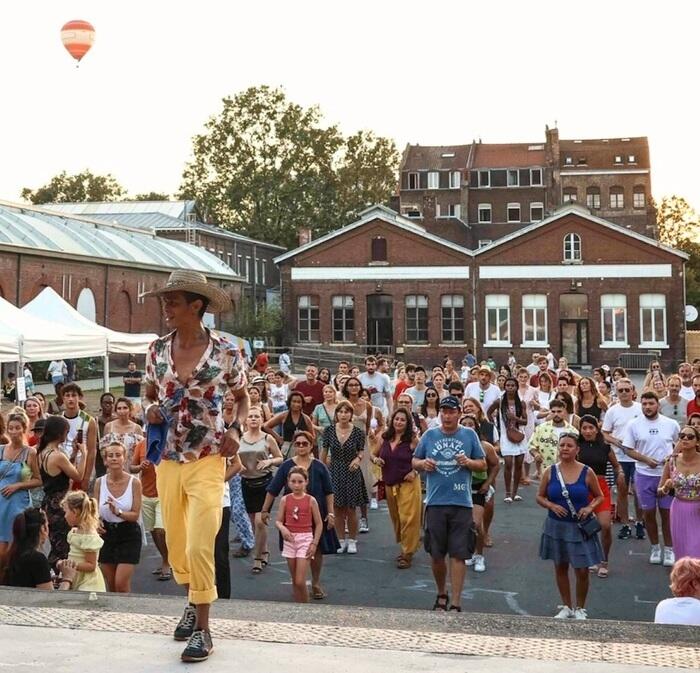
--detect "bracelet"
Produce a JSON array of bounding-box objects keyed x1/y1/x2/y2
[
  {"x1": 59, "y1": 579, "x2": 72, "y2": 587},
  {"x1": 327, "y1": 513, "x2": 335, "y2": 518}
]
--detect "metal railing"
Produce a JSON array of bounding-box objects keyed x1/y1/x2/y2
[
  {"x1": 264, "y1": 345, "x2": 394, "y2": 372},
  {"x1": 618, "y1": 351, "x2": 661, "y2": 371}
]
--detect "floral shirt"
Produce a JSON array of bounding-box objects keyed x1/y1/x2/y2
[
  {"x1": 145, "y1": 330, "x2": 246, "y2": 463},
  {"x1": 528, "y1": 421, "x2": 578, "y2": 469}
]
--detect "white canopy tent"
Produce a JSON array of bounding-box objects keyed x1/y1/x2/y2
[
  {"x1": 0, "y1": 296, "x2": 106, "y2": 364},
  {"x1": 22, "y1": 287, "x2": 158, "y2": 391}
]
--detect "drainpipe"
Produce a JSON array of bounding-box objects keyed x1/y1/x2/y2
[{"x1": 471, "y1": 263, "x2": 478, "y2": 357}]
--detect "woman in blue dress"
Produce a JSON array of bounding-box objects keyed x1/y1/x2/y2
[
  {"x1": 0, "y1": 414, "x2": 42, "y2": 554},
  {"x1": 261, "y1": 430, "x2": 339, "y2": 600}
]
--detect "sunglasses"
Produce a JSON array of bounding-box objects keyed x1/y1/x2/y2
[
  {"x1": 294, "y1": 441, "x2": 311, "y2": 447},
  {"x1": 559, "y1": 432, "x2": 579, "y2": 442},
  {"x1": 617, "y1": 388, "x2": 632, "y2": 393},
  {"x1": 679, "y1": 433, "x2": 696, "y2": 440}
]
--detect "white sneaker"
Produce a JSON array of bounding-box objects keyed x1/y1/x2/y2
[
  {"x1": 346, "y1": 539, "x2": 358, "y2": 554},
  {"x1": 554, "y1": 605, "x2": 574, "y2": 619},
  {"x1": 337, "y1": 538, "x2": 348, "y2": 554},
  {"x1": 573, "y1": 608, "x2": 588, "y2": 620},
  {"x1": 649, "y1": 545, "x2": 662, "y2": 565},
  {"x1": 370, "y1": 498, "x2": 378, "y2": 510},
  {"x1": 473, "y1": 555, "x2": 486, "y2": 573},
  {"x1": 465, "y1": 556, "x2": 475, "y2": 566},
  {"x1": 663, "y1": 547, "x2": 675, "y2": 567},
  {"x1": 358, "y1": 517, "x2": 369, "y2": 533}
]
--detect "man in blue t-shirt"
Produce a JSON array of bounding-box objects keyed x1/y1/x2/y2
[{"x1": 413, "y1": 395, "x2": 486, "y2": 612}]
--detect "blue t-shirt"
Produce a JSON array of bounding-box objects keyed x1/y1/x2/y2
[{"x1": 414, "y1": 426, "x2": 485, "y2": 507}]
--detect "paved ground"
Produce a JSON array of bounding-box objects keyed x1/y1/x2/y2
[{"x1": 131, "y1": 491, "x2": 672, "y2": 621}]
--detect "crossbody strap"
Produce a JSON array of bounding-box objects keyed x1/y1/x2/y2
[{"x1": 554, "y1": 463, "x2": 580, "y2": 519}]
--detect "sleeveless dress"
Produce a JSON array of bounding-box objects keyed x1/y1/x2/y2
[
  {"x1": 539, "y1": 464, "x2": 604, "y2": 568},
  {"x1": 39, "y1": 449, "x2": 71, "y2": 569},
  {"x1": 67, "y1": 529, "x2": 106, "y2": 591},
  {"x1": 0, "y1": 445, "x2": 31, "y2": 542},
  {"x1": 323, "y1": 425, "x2": 368, "y2": 508},
  {"x1": 669, "y1": 460, "x2": 700, "y2": 559},
  {"x1": 281, "y1": 412, "x2": 309, "y2": 458}
]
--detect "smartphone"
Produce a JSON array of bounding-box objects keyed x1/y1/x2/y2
[{"x1": 75, "y1": 429, "x2": 83, "y2": 445}]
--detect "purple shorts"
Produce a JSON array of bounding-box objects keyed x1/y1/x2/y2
[
  {"x1": 635, "y1": 473, "x2": 673, "y2": 510},
  {"x1": 282, "y1": 531, "x2": 314, "y2": 559}
]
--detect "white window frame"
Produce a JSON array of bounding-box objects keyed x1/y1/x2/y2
[
  {"x1": 563, "y1": 189, "x2": 577, "y2": 203},
  {"x1": 633, "y1": 191, "x2": 645, "y2": 209},
  {"x1": 405, "y1": 295, "x2": 429, "y2": 344},
  {"x1": 441, "y1": 295, "x2": 465, "y2": 344},
  {"x1": 478, "y1": 239, "x2": 492, "y2": 248},
  {"x1": 563, "y1": 233, "x2": 582, "y2": 263},
  {"x1": 245, "y1": 256, "x2": 251, "y2": 282},
  {"x1": 261, "y1": 259, "x2": 266, "y2": 285},
  {"x1": 530, "y1": 202, "x2": 544, "y2": 222},
  {"x1": 610, "y1": 191, "x2": 624, "y2": 209},
  {"x1": 479, "y1": 170, "x2": 490, "y2": 188},
  {"x1": 449, "y1": 170, "x2": 461, "y2": 189},
  {"x1": 427, "y1": 171, "x2": 439, "y2": 189},
  {"x1": 407, "y1": 172, "x2": 419, "y2": 190},
  {"x1": 522, "y1": 294, "x2": 548, "y2": 346},
  {"x1": 600, "y1": 294, "x2": 628, "y2": 347},
  {"x1": 331, "y1": 295, "x2": 355, "y2": 343},
  {"x1": 530, "y1": 168, "x2": 543, "y2": 186},
  {"x1": 565, "y1": 156, "x2": 573, "y2": 165},
  {"x1": 437, "y1": 203, "x2": 460, "y2": 219},
  {"x1": 297, "y1": 295, "x2": 320, "y2": 343},
  {"x1": 628, "y1": 154, "x2": 636, "y2": 163},
  {"x1": 507, "y1": 169, "x2": 519, "y2": 187},
  {"x1": 485, "y1": 294, "x2": 511, "y2": 347},
  {"x1": 506, "y1": 203, "x2": 521, "y2": 223},
  {"x1": 586, "y1": 190, "x2": 601, "y2": 209},
  {"x1": 614, "y1": 155, "x2": 623, "y2": 164},
  {"x1": 639, "y1": 294, "x2": 668, "y2": 347},
  {"x1": 478, "y1": 203, "x2": 492, "y2": 223}
]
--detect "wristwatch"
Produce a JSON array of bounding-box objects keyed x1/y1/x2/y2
[{"x1": 117, "y1": 509, "x2": 123, "y2": 518}]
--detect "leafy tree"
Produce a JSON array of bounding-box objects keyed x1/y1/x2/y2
[
  {"x1": 656, "y1": 195, "x2": 700, "y2": 324},
  {"x1": 223, "y1": 296, "x2": 283, "y2": 343},
  {"x1": 133, "y1": 191, "x2": 170, "y2": 201},
  {"x1": 21, "y1": 170, "x2": 126, "y2": 204},
  {"x1": 180, "y1": 86, "x2": 399, "y2": 247}
]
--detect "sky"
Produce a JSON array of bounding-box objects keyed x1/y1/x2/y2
[{"x1": 1, "y1": 1, "x2": 699, "y2": 209}]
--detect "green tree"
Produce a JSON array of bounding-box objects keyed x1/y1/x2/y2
[
  {"x1": 223, "y1": 296, "x2": 283, "y2": 343},
  {"x1": 656, "y1": 195, "x2": 700, "y2": 324},
  {"x1": 180, "y1": 86, "x2": 399, "y2": 247},
  {"x1": 133, "y1": 191, "x2": 170, "y2": 201},
  {"x1": 21, "y1": 170, "x2": 126, "y2": 204}
]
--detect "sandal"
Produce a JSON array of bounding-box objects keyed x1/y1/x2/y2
[
  {"x1": 311, "y1": 587, "x2": 327, "y2": 600},
  {"x1": 158, "y1": 570, "x2": 172, "y2": 581},
  {"x1": 503, "y1": 496, "x2": 513, "y2": 503},
  {"x1": 432, "y1": 593, "x2": 449, "y2": 611},
  {"x1": 597, "y1": 563, "x2": 609, "y2": 579},
  {"x1": 252, "y1": 558, "x2": 263, "y2": 574},
  {"x1": 151, "y1": 568, "x2": 163, "y2": 576},
  {"x1": 448, "y1": 605, "x2": 462, "y2": 612},
  {"x1": 397, "y1": 555, "x2": 412, "y2": 569},
  {"x1": 261, "y1": 551, "x2": 271, "y2": 567}
]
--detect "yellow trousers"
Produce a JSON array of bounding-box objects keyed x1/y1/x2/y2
[
  {"x1": 385, "y1": 477, "x2": 422, "y2": 556},
  {"x1": 156, "y1": 455, "x2": 225, "y2": 604}
]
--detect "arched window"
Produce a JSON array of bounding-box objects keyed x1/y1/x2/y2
[
  {"x1": 371, "y1": 236, "x2": 387, "y2": 262},
  {"x1": 563, "y1": 187, "x2": 578, "y2": 203},
  {"x1": 563, "y1": 233, "x2": 581, "y2": 262},
  {"x1": 76, "y1": 287, "x2": 96, "y2": 323},
  {"x1": 610, "y1": 186, "x2": 624, "y2": 209},
  {"x1": 633, "y1": 186, "x2": 646, "y2": 209},
  {"x1": 586, "y1": 186, "x2": 601, "y2": 210}
]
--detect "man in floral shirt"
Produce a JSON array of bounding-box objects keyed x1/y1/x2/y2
[{"x1": 143, "y1": 270, "x2": 248, "y2": 663}]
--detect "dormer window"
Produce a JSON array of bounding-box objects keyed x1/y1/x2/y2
[{"x1": 563, "y1": 233, "x2": 582, "y2": 263}]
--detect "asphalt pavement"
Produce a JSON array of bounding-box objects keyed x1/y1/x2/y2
[{"x1": 130, "y1": 486, "x2": 672, "y2": 621}]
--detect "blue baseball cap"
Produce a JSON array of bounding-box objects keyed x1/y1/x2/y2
[{"x1": 439, "y1": 395, "x2": 461, "y2": 410}]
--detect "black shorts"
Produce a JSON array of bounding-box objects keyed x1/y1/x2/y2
[
  {"x1": 471, "y1": 480, "x2": 486, "y2": 508},
  {"x1": 100, "y1": 521, "x2": 142, "y2": 565},
  {"x1": 423, "y1": 505, "x2": 475, "y2": 561},
  {"x1": 241, "y1": 474, "x2": 273, "y2": 514}
]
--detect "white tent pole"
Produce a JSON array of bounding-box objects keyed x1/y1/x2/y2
[{"x1": 103, "y1": 353, "x2": 110, "y2": 393}]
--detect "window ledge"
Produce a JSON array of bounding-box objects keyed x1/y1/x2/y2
[
  {"x1": 599, "y1": 343, "x2": 630, "y2": 349},
  {"x1": 562, "y1": 259, "x2": 583, "y2": 265},
  {"x1": 483, "y1": 342, "x2": 513, "y2": 348},
  {"x1": 639, "y1": 343, "x2": 669, "y2": 349},
  {"x1": 367, "y1": 261, "x2": 389, "y2": 267},
  {"x1": 330, "y1": 343, "x2": 358, "y2": 346},
  {"x1": 402, "y1": 344, "x2": 432, "y2": 348},
  {"x1": 438, "y1": 343, "x2": 467, "y2": 348},
  {"x1": 522, "y1": 342, "x2": 550, "y2": 348}
]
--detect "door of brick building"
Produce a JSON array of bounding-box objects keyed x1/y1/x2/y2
[
  {"x1": 559, "y1": 294, "x2": 589, "y2": 366},
  {"x1": 367, "y1": 295, "x2": 393, "y2": 349}
]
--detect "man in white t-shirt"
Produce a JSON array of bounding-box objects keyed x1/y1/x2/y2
[
  {"x1": 525, "y1": 354, "x2": 540, "y2": 377},
  {"x1": 678, "y1": 362, "x2": 695, "y2": 401},
  {"x1": 405, "y1": 367, "x2": 428, "y2": 413},
  {"x1": 621, "y1": 391, "x2": 679, "y2": 567},
  {"x1": 359, "y1": 356, "x2": 392, "y2": 415},
  {"x1": 602, "y1": 378, "x2": 644, "y2": 541},
  {"x1": 465, "y1": 365, "x2": 501, "y2": 415},
  {"x1": 545, "y1": 348, "x2": 556, "y2": 372}
]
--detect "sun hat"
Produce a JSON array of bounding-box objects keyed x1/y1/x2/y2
[{"x1": 140, "y1": 270, "x2": 232, "y2": 313}]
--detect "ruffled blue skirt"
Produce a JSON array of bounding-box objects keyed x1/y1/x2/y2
[{"x1": 539, "y1": 517, "x2": 604, "y2": 568}]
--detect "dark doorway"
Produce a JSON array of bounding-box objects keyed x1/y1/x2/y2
[
  {"x1": 559, "y1": 294, "x2": 589, "y2": 366},
  {"x1": 367, "y1": 295, "x2": 393, "y2": 350}
]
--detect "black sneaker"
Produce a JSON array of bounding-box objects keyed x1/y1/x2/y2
[
  {"x1": 635, "y1": 521, "x2": 646, "y2": 540},
  {"x1": 617, "y1": 524, "x2": 632, "y2": 540},
  {"x1": 174, "y1": 604, "x2": 197, "y2": 641},
  {"x1": 181, "y1": 629, "x2": 213, "y2": 663}
]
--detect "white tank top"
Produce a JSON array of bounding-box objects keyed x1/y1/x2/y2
[
  {"x1": 98, "y1": 475, "x2": 135, "y2": 523},
  {"x1": 61, "y1": 413, "x2": 89, "y2": 457}
]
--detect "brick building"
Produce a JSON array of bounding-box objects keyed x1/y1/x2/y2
[
  {"x1": 45, "y1": 201, "x2": 286, "y2": 306},
  {"x1": 398, "y1": 126, "x2": 654, "y2": 249},
  {"x1": 0, "y1": 200, "x2": 241, "y2": 336},
  {"x1": 275, "y1": 204, "x2": 687, "y2": 369}
]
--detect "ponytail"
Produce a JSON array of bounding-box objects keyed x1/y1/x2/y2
[{"x1": 61, "y1": 490, "x2": 100, "y2": 533}]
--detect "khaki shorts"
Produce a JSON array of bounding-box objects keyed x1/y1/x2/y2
[{"x1": 141, "y1": 495, "x2": 163, "y2": 531}]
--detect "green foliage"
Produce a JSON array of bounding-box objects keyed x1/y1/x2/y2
[
  {"x1": 223, "y1": 297, "x2": 283, "y2": 342},
  {"x1": 656, "y1": 196, "x2": 700, "y2": 324},
  {"x1": 133, "y1": 192, "x2": 170, "y2": 201},
  {"x1": 180, "y1": 86, "x2": 399, "y2": 247},
  {"x1": 21, "y1": 170, "x2": 126, "y2": 204}
]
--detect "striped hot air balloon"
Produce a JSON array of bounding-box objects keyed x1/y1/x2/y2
[{"x1": 60, "y1": 20, "x2": 96, "y2": 64}]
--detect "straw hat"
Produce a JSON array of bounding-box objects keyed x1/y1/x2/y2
[{"x1": 141, "y1": 270, "x2": 233, "y2": 313}]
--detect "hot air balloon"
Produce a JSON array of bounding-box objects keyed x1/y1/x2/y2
[{"x1": 60, "y1": 20, "x2": 95, "y2": 65}]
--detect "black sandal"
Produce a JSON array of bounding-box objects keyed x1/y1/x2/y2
[
  {"x1": 252, "y1": 558, "x2": 263, "y2": 574},
  {"x1": 448, "y1": 605, "x2": 462, "y2": 612},
  {"x1": 432, "y1": 594, "x2": 449, "y2": 611},
  {"x1": 261, "y1": 551, "x2": 270, "y2": 567}
]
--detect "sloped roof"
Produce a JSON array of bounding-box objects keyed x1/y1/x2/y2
[
  {"x1": 401, "y1": 145, "x2": 471, "y2": 171},
  {"x1": 47, "y1": 200, "x2": 195, "y2": 219},
  {"x1": 274, "y1": 205, "x2": 473, "y2": 265},
  {"x1": 559, "y1": 137, "x2": 650, "y2": 170},
  {"x1": 0, "y1": 200, "x2": 242, "y2": 280},
  {"x1": 475, "y1": 203, "x2": 687, "y2": 259},
  {"x1": 471, "y1": 142, "x2": 546, "y2": 168}
]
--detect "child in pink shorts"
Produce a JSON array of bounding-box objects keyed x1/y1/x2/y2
[{"x1": 275, "y1": 466, "x2": 323, "y2": 602}]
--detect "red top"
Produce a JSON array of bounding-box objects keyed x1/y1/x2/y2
[
  {"x1": 253, "y1": 353, "x2": 269, "y2": 373},
  {"x1": 295, "y1": 380, "x2": 325, "y2": 416},
  {"x1": 688, "y1": 399, "x2": 700, "y2": 417},
  {"x1": 283, "y1": 493, "x2": 313, "y2": 533},
  {"x1": 393, "y1": 379, "x2": 409, "y2": 401}
]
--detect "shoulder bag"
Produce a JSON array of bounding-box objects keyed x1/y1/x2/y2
[{"x1": 554, "y1": 463, "x2": 602, "y2": 539}]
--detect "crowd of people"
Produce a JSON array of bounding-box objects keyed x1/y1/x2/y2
[{"x1": 1, "y1": 292, "x2": 700, "y2": 659}]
